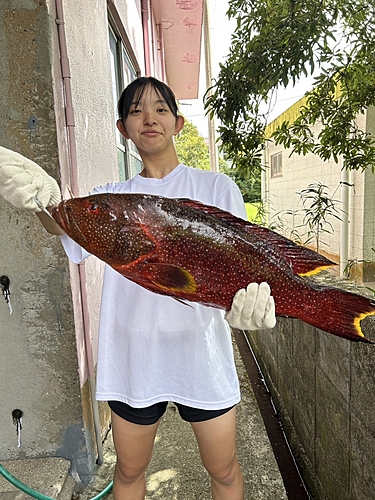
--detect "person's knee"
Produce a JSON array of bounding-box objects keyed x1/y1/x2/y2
[
  {"x1": 206, "y1": 455, "x2": 241, "y2": 486},
  {"x1": 114, "y1": 460, "x2": 148, "y2": 485}
]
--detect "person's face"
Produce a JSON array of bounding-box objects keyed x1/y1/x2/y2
[{"x1": 117, "y1": 85, "x2": 184, "y2": 156}]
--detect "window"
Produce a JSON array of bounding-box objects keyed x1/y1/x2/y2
[
  {"x1": 109, "y1": 26, "x2": 142, "y2": 180},
  {"x1": 270, "y1": 152, "x2": 282, "y2": 177}
]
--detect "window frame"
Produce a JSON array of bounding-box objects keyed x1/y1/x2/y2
[
  {"x1": 270, "y1": 151, "x2": 283, "y2": 178},
  {"x1": 108, "y1": 20, "x2": 142, "y2": 180}
]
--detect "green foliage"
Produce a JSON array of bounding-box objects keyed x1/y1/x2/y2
[
  {"x1": 270, "y1": 182, "x2": 344, "y2": 252},
  {"x1": 175, "y1": 119, "x2": 210, "y2": 171},
  {"x1": 174, "y1": 118, "x2": 261, "y2": 202},
  {"x1": 245, "y1": 202, "x2": 263, "y2": 223},
  {"x1": 206, "y1": 0, "x2": 375, "y2": 174},
  {"x1": 219, "y1": 162, "x2": 261, "y2": 203},
  {"x1": 297, "y1": 182, "x2": 343, "y2": 252}
]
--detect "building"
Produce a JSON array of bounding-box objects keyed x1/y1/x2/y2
[
  {"x1": 0, "y1": 0, "x2": 203, "y2": 484},
  {"x1": 263, "y1": 98, "x2": 375, "y2": 282}
]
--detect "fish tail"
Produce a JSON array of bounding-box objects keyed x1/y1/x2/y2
[{"x1": 296, "y1": 286, "x2": 375, "y2": 343}]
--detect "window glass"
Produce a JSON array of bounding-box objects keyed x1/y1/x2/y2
[
  {"x1": 271, "y1": 152, "x2": 282, "y2": 177},
  {"x1": 109, "y1": 26, "x2": 142, "y2": 179}
]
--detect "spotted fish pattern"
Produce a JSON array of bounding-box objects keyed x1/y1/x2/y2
[{"x1": 52, "y1": 193, "x2": 375, "y2": 343}]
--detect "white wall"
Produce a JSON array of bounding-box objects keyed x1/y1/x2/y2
[{"x1": 264, "y1": 105, "x2": 373, "y2": 265}]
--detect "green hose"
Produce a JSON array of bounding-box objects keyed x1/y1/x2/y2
[{"x1": 0, "y1": 463, "x2": 113, "y2": 499}]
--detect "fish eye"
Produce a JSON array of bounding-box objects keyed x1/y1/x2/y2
[{"x1": 89, "y1": 203, "x2": 99, "y2": 213}]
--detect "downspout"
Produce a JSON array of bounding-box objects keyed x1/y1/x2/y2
[
  {"x1": 141, "y1": 0, "x2": 151, "y2": 76},
  {"x1": 157, "y1": 22, "x2": 166, "y2": 82},
  {"x1": 55, "y1": 0, "x2": 104, "y2": 465},
  {"x1": 261, "y1": 148, "x2": 269, "y2": 226},
  {"x1": 203, "y1": 0, "x2": 219, "y2": 172},
  {"x1": 340, "y1": 157, "x2": 350, "y2": 278}
]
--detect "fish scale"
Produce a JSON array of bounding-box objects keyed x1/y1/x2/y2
[{"x1": 52, "y1": 193, "x2": 375, "y2": 344}]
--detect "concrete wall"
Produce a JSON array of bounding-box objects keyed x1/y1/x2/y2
[
  {"x1": 247, "y1": 313, "x2": 375, "y2": 500},
  {"x1": 0, "y1": 0, "x2": 145, "y2": 484},
  {"x1": 0, "y1": 0, "x2": 89, "y2": 481}
]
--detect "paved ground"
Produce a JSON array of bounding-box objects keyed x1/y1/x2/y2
[{"x1": 78, "y1": 339, "x2": 288, "y2": 500}]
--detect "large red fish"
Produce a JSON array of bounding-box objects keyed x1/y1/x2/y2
[{"x1": 52, "y1": 193, "x2": 375, "y2": 343}]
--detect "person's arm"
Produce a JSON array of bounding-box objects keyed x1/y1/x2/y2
[{"x1": 0, "y1": 147, "x2": 93, "y2": 266}]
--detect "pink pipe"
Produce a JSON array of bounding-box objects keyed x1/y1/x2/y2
[
  {"x1": 157, "y1": 22, "x2": 166, "y2": 82},
  {"x1": 55, "y1": 0, "x2": 94, "y2": 378},
  {"x1": 141, "y1": 0, "x2": 151, "y2": 76},
  {"x1": 54, "y1": 0, "x2": 103, "y2": 463},
  {"x1": 54, "y1": 4, "x2": 78, "y2": 196}
]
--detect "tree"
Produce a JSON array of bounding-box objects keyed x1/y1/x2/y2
[
  {"x1": 175, "y1": 119, "x2": 210, "y2": 170},
  {"x1": 220, "y1": 162, "x2": 261, "y2": 203},
  {"x1": 205, "y1": 0, "x2": 375, "y2": 175},
  {"x1": 175, "y1": 118, "x2": 260, "y2": 200}
]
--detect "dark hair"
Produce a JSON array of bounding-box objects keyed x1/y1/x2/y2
[{"x1": 117, "y1": 77, "x2": 179, "y2": 122}]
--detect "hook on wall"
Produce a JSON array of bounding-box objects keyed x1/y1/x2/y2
[{"x1": 0, "y1": 275, "x2": 12, "y2": 314}]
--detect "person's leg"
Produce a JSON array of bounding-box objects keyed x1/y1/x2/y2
[
  {"x1": 190, "y1": 406, "x2": 244, "y2": 500},
  {"x1": 110, "y1": 409, "x2": 161, "y2": 500}
]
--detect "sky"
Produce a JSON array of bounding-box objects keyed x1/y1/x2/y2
[{"x1": 180, "y1": 0, "x2": 314, "y2": 138}]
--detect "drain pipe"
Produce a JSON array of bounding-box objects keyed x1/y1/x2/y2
[
  {"x1": 55, "y1": 0, "x2": 103, "y2": 465},
  {"x1": 261, "y1": 147, "x2": 270, "y2": 225},
  {"x1": 157, "y1": 22, "x2": 166, "y2": 82},
  {"x1": 340, "y1": 158, "x2": 350, "y2": 278},
  {"x1": 141, "y1": 0, "x2": 151, "y2": 76},
  {"x1": 203, "y1": 0, "x2": 219, "y2": 172}
]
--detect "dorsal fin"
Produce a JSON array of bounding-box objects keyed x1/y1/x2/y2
[{"x1": 176, "y1": 198, "x2": 335, "y2": 276}]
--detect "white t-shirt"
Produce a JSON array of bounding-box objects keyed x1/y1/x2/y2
[{"x1": 60, "y1": 164, "x2": 247, "y2": 410}]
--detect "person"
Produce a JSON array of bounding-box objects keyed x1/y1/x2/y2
[{"x1": 0, "y1": 77, "x2": 276, "y2": 500}]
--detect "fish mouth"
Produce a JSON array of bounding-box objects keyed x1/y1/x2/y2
[{"x1": 51, "y1": 205, "x2": 66, "y2": 231}]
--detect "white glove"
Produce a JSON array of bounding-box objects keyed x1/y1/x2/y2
[
  {"x1": 0, "y1": 146, "x2": 61, "y2": 212},
  {"x1": 225, "y1": 282, "x2": 276, "y2": 331}
]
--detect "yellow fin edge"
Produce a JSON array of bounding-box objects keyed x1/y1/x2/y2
[
  {"x1": 354, "y1": 310, "x2": 375, "y2": 338},
  {"x1": 299, "y1": 265, "x2": 333, "y2": 277}
]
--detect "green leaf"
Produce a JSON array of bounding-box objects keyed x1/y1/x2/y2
[{"x1": 204, "y1": 0, "x2": 375, "y2": 176}]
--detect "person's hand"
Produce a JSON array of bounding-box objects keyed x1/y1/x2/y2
[
  {"x1": 0, "y1": 146, "x2": 61, "y2": 212},
  {"x1": 225, "y1": 282, "x2": 276, "y2": 331}
]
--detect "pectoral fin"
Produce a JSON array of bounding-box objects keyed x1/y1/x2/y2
[
  {"x1": 115, "y1": 261, "x2": 198, "y2": 295},
  {"x1": 147, "y1": 264, "x2": 197, "y2": 293}
]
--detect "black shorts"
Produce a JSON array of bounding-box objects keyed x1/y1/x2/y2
[{"x1": 108, "y1": 400, "x2": 234, "y2": 425}]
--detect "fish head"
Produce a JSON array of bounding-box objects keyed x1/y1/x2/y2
[{"x1": 51, "y1": 194, "x2": 156, "y2": 265}]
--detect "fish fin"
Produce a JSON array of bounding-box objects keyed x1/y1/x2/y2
[
  {"x1": 148, "y1": 264, "x2": 197, "y2": 294},
  {"x1": 116, "y1": 263, "x2": 197, "y2": 295},
  {"x1": 296, "y1": 284, "x2": 375, "y2": 343},
  {"x1": 176, "y1": 198, "x2": 334, "y2": 275},
  {"x1": 354, "y1": 311, "x2": 375, "y2": 342},
  {"x1": 298, "y1": 264, "x2": 333, "y2": 277}
]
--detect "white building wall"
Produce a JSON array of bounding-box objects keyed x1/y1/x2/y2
[
  {"x1": 265, "y1": 105, "x2": 372, "y2": 266},
  {"x1": 265, "y1": 144, "x2": 343, "y2": 258}
]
